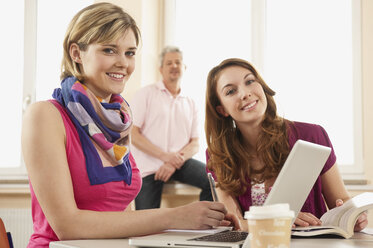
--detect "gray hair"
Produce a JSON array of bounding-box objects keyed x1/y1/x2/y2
[{"x1": 159, "y1": 46, "x2": 183, "y2": 67}]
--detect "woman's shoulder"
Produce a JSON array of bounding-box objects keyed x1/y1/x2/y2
[
  {"x1": 23, "y1": 100, "x2": 65, "y2": 132},
  {"x1": 290, "y1": 120, "x2": 321, "y2": 129},
  {"x1": 288, "y1": 120, "x2": 326, "y2": 133},
  {"x1": 287, "y1": 121, "x2": 331, "y2": 146},
  {"x1": 22, "y1": 101, "x2": 67, "y2": 165},
  {"x1": 25, "y1": 100, "x2": 61, "y2": 119}
]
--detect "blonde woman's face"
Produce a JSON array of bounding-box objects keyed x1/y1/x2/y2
[
  {"x1": 215, "y1": 66, "x2": 267, "y2": 128},
  {"x1": 76, "y1": 29, "x2": 137, "y2": 102}
]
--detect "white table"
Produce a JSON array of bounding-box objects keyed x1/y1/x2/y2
[{"x1": 50, "y1": 232, "x2": 373, "y2": 248}]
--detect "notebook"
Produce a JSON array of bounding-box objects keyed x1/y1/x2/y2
[{"x1": 128, "y1": 140, "x2": 331, "y2": 248}]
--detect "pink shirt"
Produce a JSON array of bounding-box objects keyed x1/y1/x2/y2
[
  {"x1": 28, "y1": 100, "x2": 142, "y2": 248},
  {"x1": 130, "y1": 81, "x2": 199, "y2": 177}
]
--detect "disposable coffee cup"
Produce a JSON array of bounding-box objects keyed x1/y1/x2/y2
[{"x1": 244, "y1": 203, "x2": 294, "y2": 248}]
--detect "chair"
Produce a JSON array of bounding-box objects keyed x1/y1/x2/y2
[{"x1": 0, "y1": 217, "x2": 12, "y2": 248}]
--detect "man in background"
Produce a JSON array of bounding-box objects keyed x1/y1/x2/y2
[{"x1": 131, "y1": 46, "x2": 212, "y2": 210}]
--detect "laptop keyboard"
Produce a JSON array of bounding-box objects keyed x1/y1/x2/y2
[{"x1": 189, "y1": 231, "x2": 248, "y2": 243}]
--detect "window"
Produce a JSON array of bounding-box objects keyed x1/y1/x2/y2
[
  {"x1": 0, "y1": 0, "x2": 92, "y2": 174},
  {"x1": 264, "y1": 0, "x2": 362, "y2": 173},
  {"x1": 171, "y1": 0, "x2": 362, "y2": 174},
  {"x1": 0, "y1": 1, "x2": 25, "y2": 173},
  {"x1": 173, "y1": 0, "x2": 252, "y2": 162}
]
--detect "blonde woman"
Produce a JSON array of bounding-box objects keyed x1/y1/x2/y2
[{"x1": 22, "y1": 3, "x2": 233, "y2": 247}]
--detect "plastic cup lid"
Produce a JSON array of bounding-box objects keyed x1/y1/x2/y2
[{"x1": 244, "y1": 203, "x2": 295, "y2": 220}]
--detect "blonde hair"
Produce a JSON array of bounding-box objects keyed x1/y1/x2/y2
[
  {"x1": 205, "y1": 58, "x2": 290, "y2": 196},
  {"x1": 60, "y1": 2, "x2": 141, "y2": 80}
]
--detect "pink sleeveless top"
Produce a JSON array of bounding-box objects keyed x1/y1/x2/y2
[{"x1": 28, "y1": 100, "x2": 142, "y2": 247}]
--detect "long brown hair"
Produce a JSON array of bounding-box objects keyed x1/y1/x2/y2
[{"x1": 205, "y1": 58, "x2": 290, "y2": 196}]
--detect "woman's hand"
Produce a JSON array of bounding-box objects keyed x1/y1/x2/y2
[
  {"x1": 220, "y1": 213, "x2": 242, "y2": 230},
  {"x1": 293, "y1": 212, "x2": 322, "y2": 228},
  {"x1": 171, "y1": 201, "x2": 227, "y2": 230},
  {"x1": 335, "y1": 199, "x2": 368, "y2": 232},
  {"x1": 354, "y1": 212, "x2": 368, "y2": 232}
]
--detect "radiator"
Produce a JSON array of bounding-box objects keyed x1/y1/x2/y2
[{"x1": 0, "y1": 208, "x2": 33, "y2": 248}]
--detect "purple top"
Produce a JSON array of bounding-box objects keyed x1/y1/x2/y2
[{"x1": 206, "y1": 121, "x2": 336, "y2": 218}]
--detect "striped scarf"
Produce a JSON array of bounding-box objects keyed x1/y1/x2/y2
[{"x1": 53, "y1": 76, "x2": 132, "y2": 185}]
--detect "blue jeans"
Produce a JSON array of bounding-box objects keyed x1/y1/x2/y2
[{"x1": 135, "y1": 158, "x2": 213, "y2": 210}]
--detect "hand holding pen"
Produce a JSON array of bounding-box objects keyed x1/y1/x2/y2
[{"x1": 208, "y1": 172, "x2": 242, "y2": 230}]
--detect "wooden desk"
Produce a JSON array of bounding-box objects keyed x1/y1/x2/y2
[{"x1": 50, "y1": 232, "x2": 373, "y2": 248}]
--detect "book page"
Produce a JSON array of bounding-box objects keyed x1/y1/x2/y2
[
  {"x1": 320, "y1": 199, "x2": 354, "y2": 226},
  {"x1": 322, "y1": 192, "x2": 373, "y2": 236},
  {"x1": 292, "y1": 226, "x2": 348, "y2": 238},
  {"x1": 339, "y1": 192, "x2": 373, "y2": 234},
  {"x1": 344, "y1": 192, "x2": 373, "y2": 209},
  {"x1": 361, "y1": 227, "x2": 373, "y2": 235}
]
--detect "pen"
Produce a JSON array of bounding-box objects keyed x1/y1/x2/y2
[{"x1": 207, "y1": 173, "x2": 219, "y2": 202}]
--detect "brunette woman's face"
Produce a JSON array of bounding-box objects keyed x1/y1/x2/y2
[
  {"x1": 215, "y1": 66, "x2": 267, "y2": 128},
  {"x1": 72, "y1": 29, "x2": 137, "y2": 102}
]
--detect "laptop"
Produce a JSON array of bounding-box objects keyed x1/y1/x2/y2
[
  {"x1": 129, "y1": 140, "x2": 331, "y2": 248},
  {"x1": 263, "y1": 139, "x2": 331, "y2": 223}
]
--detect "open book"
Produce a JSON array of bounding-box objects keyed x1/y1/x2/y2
[{"x1": 292, "y1": 192, "x2": 373, "y2": 239}]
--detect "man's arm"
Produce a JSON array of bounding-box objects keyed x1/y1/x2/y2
[
  {"x1": 166, "y1": 137, "x2": 199, "y2": 170},
  {"x1": 178, "y1": 137, "x2": 199, "y2": 161},
  {"x1": 131, "y1": 125, "x2": 165, "y2": 160},
  {"x1": 131, "y1": 126, "x2": 184, "y2": 167}
]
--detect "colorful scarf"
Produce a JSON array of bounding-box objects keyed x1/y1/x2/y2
[{"x1": 53, "y1": 76, "x2": 132, "y2": 185}]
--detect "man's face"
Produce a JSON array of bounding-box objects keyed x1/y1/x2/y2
[{"x1": 160, "y1": 52, "x2": 184, "y2": 83}]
